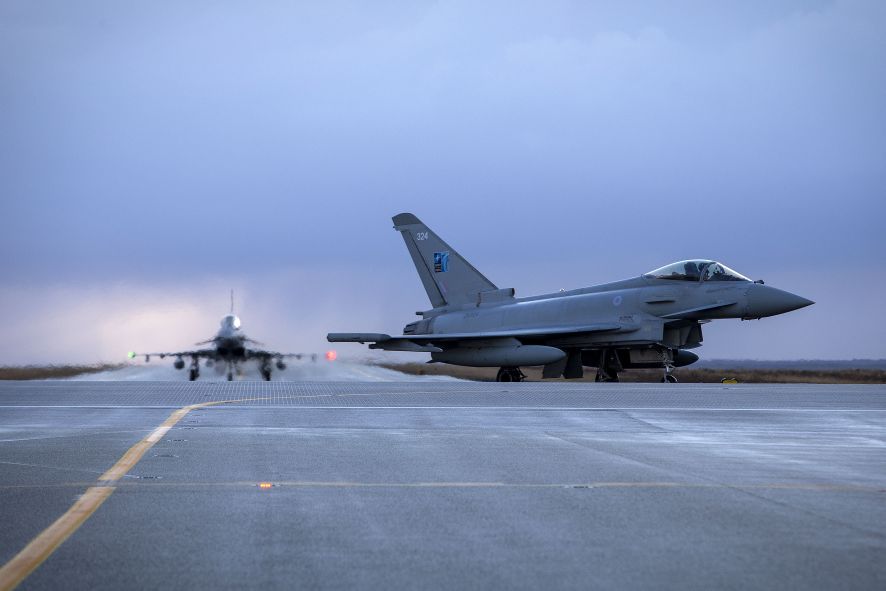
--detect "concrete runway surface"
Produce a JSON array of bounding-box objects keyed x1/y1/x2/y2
[{"x1": 1, "y1": 381, "x2": 884, "y2": 590}]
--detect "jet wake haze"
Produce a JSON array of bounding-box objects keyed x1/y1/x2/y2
[{"x1": 64, "y1": 360, "x2": 459, "y2": 382}]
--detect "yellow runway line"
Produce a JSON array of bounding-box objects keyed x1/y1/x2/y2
[
  {"x1": 97, "y1": 407, "x2": 190, "y2": 482},
  {"x1": 0, "y1": 397, "x2": 266, "y2": 591},
  {"x1": 0, "y1": 486, "x2": 114, "y2": 590}
]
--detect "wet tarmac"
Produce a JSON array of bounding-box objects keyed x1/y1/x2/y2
[{"x1": 1, "y1": 381, "x2": 884, "y2": 589}]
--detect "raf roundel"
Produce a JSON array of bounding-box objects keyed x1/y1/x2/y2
[{"x1": 612, "y1": 295, "x2": 623, "y2": 306}]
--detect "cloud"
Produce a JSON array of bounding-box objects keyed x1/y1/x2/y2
[{"x1": 1, "y1": 1, "x2": 884, "y2": 361}]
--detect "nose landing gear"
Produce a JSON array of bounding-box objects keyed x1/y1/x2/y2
[
  {"x1": 594, "y1": 348, "x2": 621, "y2": 382},
  {"x1": 661, "y1": 350, "x2": 678, "y2": 383}
]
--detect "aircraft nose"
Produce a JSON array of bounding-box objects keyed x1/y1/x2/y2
[{"x1": 745, "y1": 284, "x2": 814, "y2": 318}]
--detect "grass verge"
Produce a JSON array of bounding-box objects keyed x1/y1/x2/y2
[
  {"x1": 377, "y1": 363, "x2": 886, "y2": 384},
  {"x1": 0, "y1": 364, "x2": 125, "y2": 380}
]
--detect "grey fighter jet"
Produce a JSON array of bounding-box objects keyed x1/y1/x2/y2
[
  {"x1": 129, "y1": 294, "x2": 316, "y2": 381},
  {"x1": 328, "y1": 213, "x2": 814, "y2": 382}
]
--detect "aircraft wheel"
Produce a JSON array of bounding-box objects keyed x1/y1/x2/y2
[
  {"x1": 496, "y1": 367, "x2": 524, "y2": 382},
  {"x1": 595, "y1": 370, "x2": 619, "y2": 383},
  {"x1": 188, "y1": 369, "x2": 199, "y2": 381},
  {"x1": 663, "y1": 374, "x2": 678, "y2": 383},
  {"x1": 227, "y1": 372, "x2": 233, "y2": 381},
  {"x1": 261, "y1": 370, "x2": 272, "y2": 381}
]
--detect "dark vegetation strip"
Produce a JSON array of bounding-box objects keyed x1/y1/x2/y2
[
  {"x1": 0, "y1": 364, "x2": 125, "y2": 380},
  {"x1": 378, "y1": 363, "x2": 886, "y2": 384}
]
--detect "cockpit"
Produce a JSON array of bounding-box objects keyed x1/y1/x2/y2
[
  {"x1": 644, "y1": 260, "x2": 751, "y2": 282},
  {"x1": 221, "y1": 314, "x2": 242, "y2": 329}
]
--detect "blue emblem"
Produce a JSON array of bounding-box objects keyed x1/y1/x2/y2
[{"x1": 434, "y1": 251, "x2": 449, "y2": 273}]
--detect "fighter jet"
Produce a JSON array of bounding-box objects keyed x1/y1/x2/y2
[
  {"x1": 129, "y1": 293, "x2": 317, "y2": 381},
  {"x1": 328, "y1": 213, "x2": 814, "y2": 382}
]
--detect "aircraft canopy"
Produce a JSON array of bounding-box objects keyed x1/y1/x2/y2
[
  {"x1": 644, "y1": 260, "x2": 750, "y2": 282},
  {"x1": 221, "y1": 314, "x2": 242, "y2": 329}
]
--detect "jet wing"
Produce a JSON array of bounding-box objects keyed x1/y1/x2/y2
[
  {"x1": 245, "y1": 349, "x2": 317, "y2": 361},
  {"x1": 328, "y1": 323, "x2": 633, "y2": 351},
  {"x1": 128, "y1": 349, "x2": 217, "y2": 362}
]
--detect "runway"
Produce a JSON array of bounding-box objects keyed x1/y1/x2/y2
[{"x1": 1, "y1": 382, "x2": 884, "y2": 590}]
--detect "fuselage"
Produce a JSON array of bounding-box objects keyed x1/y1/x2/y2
[
  {"x1": 405, "y1": 261, "x2": 812, "y2": 365},
  {"x1": 213, "y1": 314, "x2": 248, "y2": 361}
]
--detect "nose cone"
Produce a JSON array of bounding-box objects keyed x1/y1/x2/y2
[{"x1": 745, "y1": 284, "x2": 814, "y2": 319}]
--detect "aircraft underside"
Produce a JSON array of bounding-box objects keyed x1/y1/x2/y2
[
  {"x1": 182, "y1": 356, "x2": 288, "y2": 381},
  {"x1": 490, "y1": 345, "x2": 697, "y2": 383}
]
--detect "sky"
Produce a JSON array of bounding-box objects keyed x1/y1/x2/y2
[{"x1": 1, "y1": 0, "x2": 884, "y2": 364}]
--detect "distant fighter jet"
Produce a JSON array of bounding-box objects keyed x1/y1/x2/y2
[
  {"x1": 129, "y1": 293, "x2": 318, "y2": 381},
  {"x1": 328, "y1": 213, "x2": 814, "y2": 382}
]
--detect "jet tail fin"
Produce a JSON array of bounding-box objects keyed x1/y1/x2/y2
[{"x1": 392, "y1": 213, "x2": 498, "y2": 308}]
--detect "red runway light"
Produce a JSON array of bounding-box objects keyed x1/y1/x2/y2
[{"x1": 325, "y1": 350, "x2": 337, "y2": 361}]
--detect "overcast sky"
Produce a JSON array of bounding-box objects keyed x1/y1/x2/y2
[{"x1": 1, "y1": 0, "x2": 884, "y2": 364}]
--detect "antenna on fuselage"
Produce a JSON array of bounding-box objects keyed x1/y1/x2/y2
[{"x1": 230, "y1": 289, "x2": 234, "y2": 314}]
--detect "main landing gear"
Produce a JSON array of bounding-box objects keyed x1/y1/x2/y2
[
  {"x1": 260, "y1": 359, "x2": 272, "y2": 382},
  {"x1": 188, "y1": 357, "x2": 200, "y2": 381},
  {"x1": 594, "y1": 368, "x2": 619, "y2": 382},
  {"x1": 496, "y1": 367, "x2": 525, "y2": 382},
  {"x1": 595, "y1": 348, "x2": 621, "y2": 382}
]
